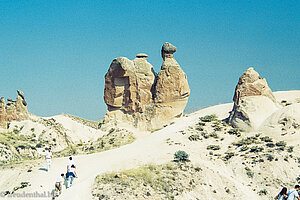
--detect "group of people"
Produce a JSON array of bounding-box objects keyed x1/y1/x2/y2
[
  {"x1": 275, "y1": 185, "x2": 300, "y2": 200},
  {"x1": 44, "y1": 148, "x2": 78, "y2": 198},
  {"x1": 54, "y1": 157, "x2": 78, "y2": 197}
]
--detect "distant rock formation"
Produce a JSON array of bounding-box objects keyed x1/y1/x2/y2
[
  {"x1": 232, "y1": 68, "x2": 276, "y2": 105},
  {"x1": 0, "y1": 90, "x2": 29, "y2": 129},
  {"x1": 228, "y1": 68, "x2": 279, "y2": 131},
  {"x1": 103, "y1": 42, "x2": 190, "y2": 131}
]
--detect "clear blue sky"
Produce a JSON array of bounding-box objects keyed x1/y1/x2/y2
[{"x1": 0, "y1": 1, "x2": 299, "y2": 120}]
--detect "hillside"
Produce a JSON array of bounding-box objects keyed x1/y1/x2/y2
[{"x1": 0, "y1": 90, "x2": 299, "y2": 200}]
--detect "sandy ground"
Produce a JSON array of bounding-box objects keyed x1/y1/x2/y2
[{"x1": 0, "y1": 90, "x2": 299, "y2": 200}]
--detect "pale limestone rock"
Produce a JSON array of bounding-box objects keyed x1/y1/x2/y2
[
  {"x1": 103, "y1": 43, "x2": 190, "y2": 131},
  {"x1": 228, "y1": 68, "x2": 279, "y2": 131},
  {"x1": 233, "y1": 67, "x2": 276, "y2": 104}
]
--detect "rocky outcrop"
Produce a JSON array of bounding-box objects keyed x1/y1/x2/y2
[
  {"x1": 103, "y1": 42, "x2": 190, "y2": 131},
  {"x1": 233, "y1": 68, "x2": 276, "y2": 105},
  {"x1": 228, "y1": 68, "x2": 279, "y2": 131},
  {"x1": 0, "y1": 90, "x2": 29, "y2": 129}
]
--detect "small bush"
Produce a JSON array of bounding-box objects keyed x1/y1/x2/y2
[
  {"x1": 207, "y1": 145, "x2": 221, "y2": 151},
  {"x1": 197, "y1": 122, "x2": 206, "y2": 126},
  {"x1": 240, "y1": 146, "x2": 249, "y2": 152},
  {"x1": 276, "y1": 141, "x2": 286, "y2": 147},
  {"x1": 246, "y1": 171, "x2": 254, "y2": 178},
  {"x1": 266, "y1": 143, "x2": 275, "y2": 148},
  {"x1": 188, "y1": 135, "x2": 201, "y2": 141},
  {"x1": 209, "y1": 132, "x2": 219, "y2": 138},
  {"x1": 250, "y1": 146, "x2": 264, "y2": 153},
  {"x1": 199, "y1": 114, "x2": 218, "y2": 122},
  {"x1": 228, "y1": 128, "x2": 241, "y2": 137},
  {"x1": 265, "y1": 154, "x2": 274, "y2": 161},
  {"x1": 260, "y1": 136, "x2": 273, "y2": 142},
  {"x1": 258, "y1": 189, "x2": 268, "y2": 196},
  {"x1": 233, "y1": 137, "x2": 258, "y2": 147},
  {"x1": 195, "y1": 126, "x2": 204, "y2": 131},
  {"x1": 174, "y1": 151, "x2": 189, "y2": 162},
  {"x1": 224, "y1": 152, "x2": 234, "y2": 161},
  {"x1": 213, "y1": 126, "x2": 222, "y2": 131},
  {"x1": 287, "y1": 146, "x2": 294, "y2": 153},
  {"x1": 98, "y1": 120, "x2": 105, "y2": 129},
  {"x1": 108, "y1": 128, "x2": 115, "y2": 135}
]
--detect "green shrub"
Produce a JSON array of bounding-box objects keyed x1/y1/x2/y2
[
  {"x1": 276, "y1": 141, "x2": 286, "y2": 147},
  {"x1": 233, "y1": 137, "x2": 258, "y2": 147},
  {"x1": 207, "y1": 145, "x2": 221, "y2": 150},
  {"x1": 287, "y1": 146, "x2": 294, "y2": 153},
  {"x1": 213, "y1": 126, "x2": 222, "y2": 131},
  {"x1": 258, "y1": 189, "x2": 268, "y2": 196},
  {"x1": 223, "y1": 152, "x2": 234, "y2": 161},
  {"x1": 228, "y1": 128, "x2": 241, "y2": 137},
  {"x1": 197, "y1": 122, "x2": 206, "y2": 126},
  {"x1": 240, "y1": 146, "x2": 249, "y2": 151},
  {"x1": 260, "y1": 136, "x2": 273, "y2": 142},
  {"x1": 265, "y1": 154, "x2": 274, "y2": 161},
  {"x1": 201, "y1": 132, "x2": 209, "y2": 139},
  {"x1": 98, "y1": 120, "x2": 105, "y2": 129},
  {"x1": 246, "y1": 171, "x2": 254, "y2": 178},
  {"x1": 195, "y1": 126, "x2": 204, "y2": 131},
  {"x1": 174, "y1": 151, "x2": 189, "y2": 162},
  {"x1": 250, "y1": 146, "x2": 264, "y2": 153},
  {"x1": 266, "y1": 143, "x2": 275, "y2": 148},
  {"x1": 209, "y1": 132, "x2": 219, "y2": 138},
  {"x1": 188, "y1": 135, "x2": 201, "y2": 141},
  {"x1": 13, "y1": 129, "x2": 20, "y2": 135},
  {"x1": 199, "y1": 114, "x2": 218, "y2": 122}
]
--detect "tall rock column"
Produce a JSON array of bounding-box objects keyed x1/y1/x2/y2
[{"x1": 151, "y1": 42, "x2": 190, "y2": 127}]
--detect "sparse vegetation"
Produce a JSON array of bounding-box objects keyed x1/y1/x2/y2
[
  {"x1": 223, "y1": 152, "x2": 234, "y2": 161},
  {"x1": 207, "y1": 145, "x2": 221, "y2": 151},
  {"x1": 260, "y1": 136, "x2": 273, "y2": 142},
  {"x1": 55, "y1": 129, "x2": 135, "y2": 157},
  {"x1": 245, "y1": 167, "x2": 254, "y2": 178},
  {"x1": 287, "y1": 146, "x2": 294, "y2": 153},
  {"x1": 174, "y1": 151, "x2": 189, "y2": 162},
  {"x1": 93, "y1": 162, "x2": 202, "y2": 200},
  {"x1": 228, "y1": 128, "x2": 241, "y2": 137},
  {"x1": 64, "y1": 114, "x2": 100, "y2": 129},
  {"x1": 199, "y1": 114, "x2": 218, "y2": 122},
  {"x1": 250, "y1": 146, "x2": 264, "y2": 153},
  {"x1": 258, "y1": 189, "x2": 268, "y2": 196},
  {"x1": 188, "y1": 134, "x2": 201, "y2": 141}
]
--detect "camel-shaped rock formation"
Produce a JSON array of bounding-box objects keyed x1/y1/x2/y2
[{"x1": 103, "y1": 42, "x2": 190, "y2": 131}]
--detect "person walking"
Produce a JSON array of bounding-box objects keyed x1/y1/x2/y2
[
  {"x1": 66, "y1": 165, "x2": 78, "y2": 188},
  {"x1": 45, "y1": 148, "x2": 52, "y2": 172},
  {"x1": 67, "y1": 157, "x2": 76, "y2": 172},
  {"x1": 275, "y1": 187, "x2": 288, "y2": 200},
  {"x1": 54, "y1": 173, "x2": 65, "y2": 197},
  {"x1": 287, "y1": 185, "x2": 300, "y2": 200}
]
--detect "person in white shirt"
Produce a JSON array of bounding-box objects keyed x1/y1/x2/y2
[
  {"x1": 67, "y1": 157, "x2": 76, "y2": 172},
  {"x1": 45, "y1": 148, "x2": 52, "y2": 172},
  {"x1": 54, "y1": 173, "x2": 65, "y2": 197},
  {"x1": 66, "y1": 165, "x2": 78, "y2": 188},
  {"x1": 287, "y1": 185, "x2": 300, "y2": 200}
]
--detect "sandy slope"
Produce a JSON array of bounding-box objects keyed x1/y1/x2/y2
[
  {"x1": 0, "y1": 90, "x2": 299, "y2": 200},
  {"x1": 0, "y1": 103, "x2": 232, "y2": 200}
]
